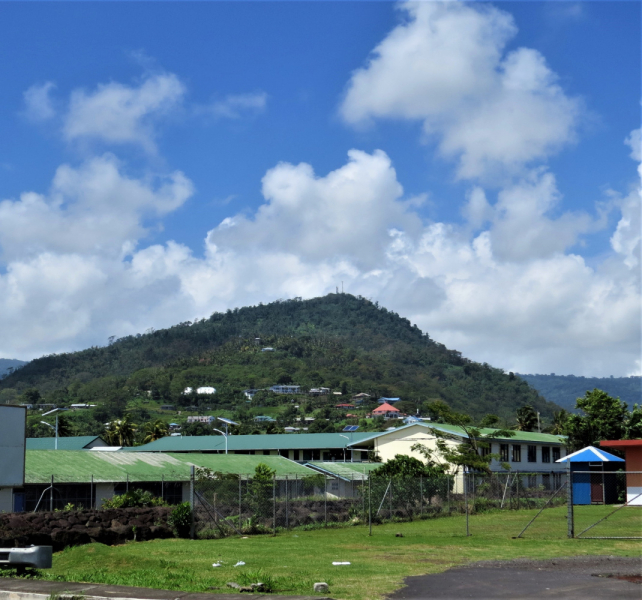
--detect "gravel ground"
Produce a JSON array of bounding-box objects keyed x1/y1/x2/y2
[{"x1": 387, "y1": 555, "x2": 642, "y2": 600}]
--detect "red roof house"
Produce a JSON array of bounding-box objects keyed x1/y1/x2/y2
[{"x1": 371, "y1": 402, "x2": 401, "y2": 419}]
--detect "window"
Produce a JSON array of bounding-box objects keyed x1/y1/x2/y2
[
  {"x1": 542, "y1": 474, "x2": 551, "y2": 490},
  {"x1": 293, "y1": 449, "x2": 300, "y2": 461},
  {"x1": 527, "y1": 475, "x2": 537, "y2": 489},
  {"x1": 527, "y1": 445, "x2": 537, "y2": 462},
  {"x1": 302, "y1": 450, "x2": 312, "y2": 461},
  {"x1": 552, "y1": 447, "x2": 560, "y2": 462},
  {"x1": 542, "y1": 447, "x2": 551, "y2": 463},
  {"x1": 479, "y1": 443, "x2": 492, "y2": 457},
  {"x1": 512, "y1": 445, "x2": 521, "y2": 462},
  {"x1": 500, "y1": 444, "x2": 509, "y2": 461},
  {"x1": 263, "y1": 450, "x2": 271, "y2": 456}
]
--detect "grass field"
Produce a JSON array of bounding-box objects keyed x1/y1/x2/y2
[{"x1": 39, "y1": 506, "x2": 641, "y2": 600}]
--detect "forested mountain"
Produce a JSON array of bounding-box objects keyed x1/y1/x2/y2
[
  {"x1": 0, "y1": 294, "x2": 559, "y2": 426},
  {"x1": 0, "y1": 358, "x2": 27, "y2": 378},
  {"x1": 518, "y1": 373, "x2": 641, "y2": 412}
]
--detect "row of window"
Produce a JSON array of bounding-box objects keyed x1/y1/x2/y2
[{"x1": 480, "y1": 443, "x2": 561, "y2": 463}]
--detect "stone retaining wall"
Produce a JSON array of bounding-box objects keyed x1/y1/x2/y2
[{"x1": 0, "y1": 507, "x2": 174, "y2": 551}]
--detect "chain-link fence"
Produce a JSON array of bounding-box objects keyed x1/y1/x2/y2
[
  {"x1": 570, "y1": 471, "x2": 642, "y2": 540},
  {"x1": 14, "y1": 474, "x2": 185, "y2": 512},
  {"x1": 192, "y1": 471, "x2": 574, "y2": 538}
]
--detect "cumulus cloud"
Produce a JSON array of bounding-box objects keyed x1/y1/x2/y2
[
  {"x1": 0, "y1": 148, "x2": 637, "y2": 376},
  {"x1": 340, "y1": 2, "x2": 582, "y2": 180},
  {"x1": 0, "y1": 154, "x2": 193, "y2": 261},
  {"x1": 63, "y1": 73, "x2": 186, "y2": 151},
  {"x1": 625, "y1": 128, "x2": 641, "y2": 162},
  {"x1": 23, "y1": 82, "x2": 56, "y2": 121}
]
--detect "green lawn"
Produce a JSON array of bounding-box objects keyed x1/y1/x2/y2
[{"x1": 39, "y1": 507, "x2": 641, "y2": 600}]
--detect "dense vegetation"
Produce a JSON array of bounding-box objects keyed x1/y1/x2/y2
[
  {"x1": 517, "y1": 373, "x2": 641, "y2": 411},
  {"x1": 0, "y1": 294, "x2": 560, "y2": 437}
]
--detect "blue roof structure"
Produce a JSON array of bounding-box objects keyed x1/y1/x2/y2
[{"x1": 556, "y1": 446, "x2": 624, "y2": 463}]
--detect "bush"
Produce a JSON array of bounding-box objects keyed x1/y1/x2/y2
[
  {"x1": 102, "y1": 489, "x2": 167, "y2": 509},
  {"x1": 168, "y1": 502, "x2": 192, "y2": 538}
]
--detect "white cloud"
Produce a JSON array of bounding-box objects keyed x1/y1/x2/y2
[
  {"x1": 625, "y1": 128, "x2": 641, "y2": 162},
  {"x1": 340, "y1": 2, "x2": 582, "y2": 181},
  {"x1": 201, "y1": 92, "x2": 268, "y2": 119},
  {"x1": 23, "y1": 82, "x2": 56, "y2": 121},
  {"x1": 63, "y1": 73, "x2": 186, "y2": 151},
  {"x1": 0, "y1": 149, "x2": 636, "y2": 377},
  {"x1": 0, "y1": 154, "x2": 193, "y2": 261}
]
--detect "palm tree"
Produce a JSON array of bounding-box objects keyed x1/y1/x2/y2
[
  {"x1": 142, "y1": 419, "x2": 169, "y2": 443},
  {"x1": 550, "y1": 409, "x2": 569, "y2": 435},
  {"x1": 515, "y1": 405, "x2": 538, "y2": 432},
  {"x1": 104, "y1": 415, "x2": 137, "y2": 446}
]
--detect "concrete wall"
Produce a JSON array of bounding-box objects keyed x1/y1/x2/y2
[
  {"x1": 94, "y1": 483, "x2": 114, "y2": 508},
  {"x1": 0, "y1": 487, "x2": 12, "y2": 513}
]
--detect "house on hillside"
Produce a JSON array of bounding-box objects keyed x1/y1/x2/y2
[
  {"x1": 186, "y1": 416, "x2": 215, "y2": 424},
  {"x1": 377, "y1": 397, "x2": 400, "y2": 404},
  {"x1": 309, "y1": 387, "x2": 330, "y2": 396},
  {"x1": 270, "y1": 385, "x2": 301, "y2": 394},
  {"x1": 371, "y1": 402, "x2": 400, "y2": 419}
]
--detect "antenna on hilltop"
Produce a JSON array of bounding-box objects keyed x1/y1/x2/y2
[{"x1": 336, "y1": 286, "x2": 339, "y2": 294}]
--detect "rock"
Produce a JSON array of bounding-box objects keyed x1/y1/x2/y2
[
  {"x1": 314, "y1": 582, "x2": 330, "y2": 593},
  {"x1": 395, "y1": 532, "x2": 404, "y2": 537}
]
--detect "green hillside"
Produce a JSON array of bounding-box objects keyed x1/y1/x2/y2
[
  {"x1": 517, "y1": 373, "x2": 641, "y2": 411},
  {"x1": 0, "y1": 294, "x2": 559, "y2": 433}
]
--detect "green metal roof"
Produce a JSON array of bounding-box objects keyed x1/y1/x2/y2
[
  {"x1": 305, "y1": 461, "x2": 382, "y2": 480},
  {"x1": 348, "y1": 423, "x2": 566, "y2": 447},
  {"x1": 129, "y1": 432, "x2": 375, "y2": 453},
  {"x1": 24, "y1": 450, "x2": 314, "y2": 484},
  {"x1": 26, "y1": 436, "x2": 104, "y2": 450}
]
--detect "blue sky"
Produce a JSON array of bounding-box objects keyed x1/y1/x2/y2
[{"x1": 0, "y1": 1, "x2": 640, "y2": 377}]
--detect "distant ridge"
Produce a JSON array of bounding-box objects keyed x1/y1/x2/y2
[
  {"x1": 0, "y1": 358, "x2": 27, "y2": 378},
  {"x1": 517, "y1": 373, "x2": 641, "y2": 412}
]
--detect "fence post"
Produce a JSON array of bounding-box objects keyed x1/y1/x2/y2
[
  {"x1": 189, "y1": 465, "x2": 195, "y2": 540},
  {"x1": 368, "y1": 475, "x2": 372, "y2": 536},
  {"x1": 126, "y1": 474, "x2": 129, "y2": 493},
  {"x1": 324, "y1": 476, "x2": 327, "y2": 527},
  {"x1": 420, "y1": 475, "x2": 423, "y2": 519},
  {"x1": 447, "y1": 475, "x2": 450, "y2": 513},
  {"x1": 50, "y1": 475, "x2": 54, "y2": 512},
  {"x1": 464, "y1": 472, "x2": 470, "y2": 537},
  {"x1": 285, "y1": 476, "x2": 289, "y2": 530},
  {"x1": 91, "y1": 474, "x2": 94, "y2": 509},
  {"x1": 239, "y1": 476, "x2": 242, "y2": 525},
  {"x1": 161, "y1": 475, "x2": 164, "y2": 502},
  {"x1": 566, "y1": 463, "x2": 574, "y2": 538},
  {"x1": 272, "y1": 477, "x2": 277, "y2": 536}
]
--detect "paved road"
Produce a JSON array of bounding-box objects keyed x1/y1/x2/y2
[{"x1": 387, "y1": 556, "x2": 642, "y2": 600}]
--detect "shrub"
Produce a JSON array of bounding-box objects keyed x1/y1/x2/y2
[
  {"x1": 102, "y1": 489, "x2": 167, "y2": 509},
  {"x1": 168, "y1": 502, "x2": 192, "y2": 538}
]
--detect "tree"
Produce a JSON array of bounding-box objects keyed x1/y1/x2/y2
[
  {"x1": 413, "y1": 410, "x2": 515, "y2": 473},
  {"x1": 564, "y1": 389, "x2": 628, "y2": 451},
  {"x1": 625, "y1": 404, "x2": 642, "y2": 440},
  {"x1": 182, "y1": 421, "x2": 214, "y2": 436},
  {"x1": 515, "y1": 405, "x2": 538, "y2": 432},
  {"x1": 249, "y1": 463, "x2": 275, "y2": 520},
  {"x1": 549, "y1": 409, "x2": 569, "y2": 435},
  {"x1": 104, "y1": 414, "x2": 137, "y2": 446},
  {"x1": 142, "y1": 419, "x2": 169, "y2": 443},
  {"x1": 308, "y1": 419, "x2": 335, "y2": 433},
  {"x1": 372, "y1": 454, "x2": 445, "y2": 478},
  {"x1": 479, "y1": 414, "x2": 500, "y2": 428}
]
